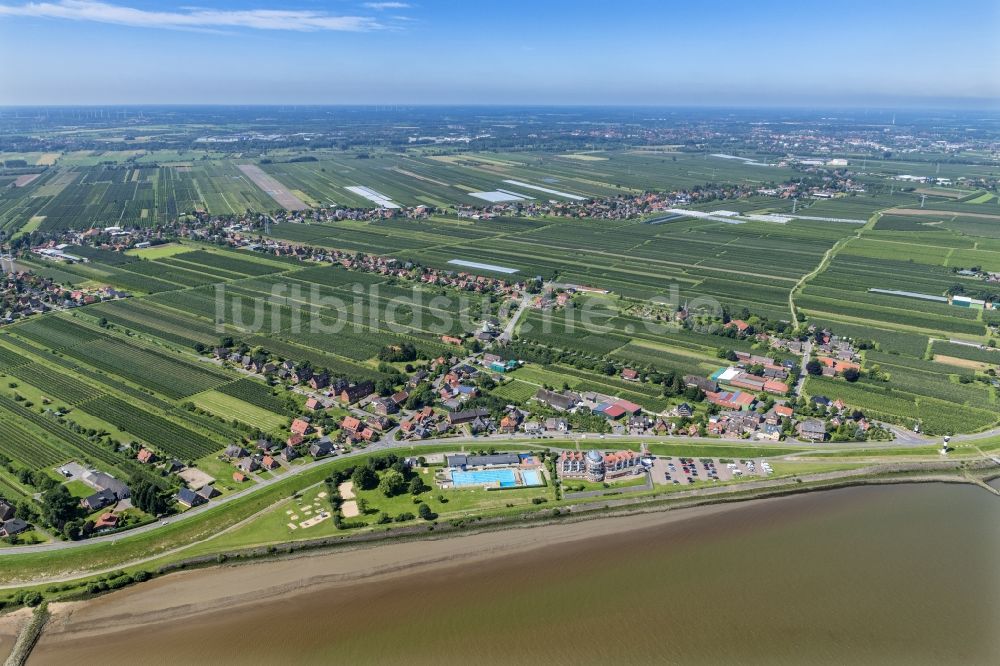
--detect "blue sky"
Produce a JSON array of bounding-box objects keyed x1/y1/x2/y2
[{"x1": 1, "y1": 0, "x2": 998, "y2": 107}]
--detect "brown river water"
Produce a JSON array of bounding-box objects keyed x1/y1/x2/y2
[{"x1": 29, "y1": 482, "x2": 1000, "y2": 665}]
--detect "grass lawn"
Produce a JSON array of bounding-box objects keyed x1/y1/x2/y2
[
  {"x1": 562, "y1": 475, "x2": 648, "y2": 492},
  {"x1": 64, "y1": 479, "x2": 94, "y2": 498},
  {"x1": 206, "y1": 485, "x2": 338, "y2": 549},
  {"x1": 638, "y1": 442, "x2": 808, "y2": 459},
  {"x1": 766, "y1": 461, "x2": 871, "y2": 476},
  {"x1": 353, "y1": 467, "x2": 553, "y2": 522},
  {"x1": 0, "y1": 367, "x2": 136, "y2": 446},
  {"x1": 514, "y1": 364, "x2": 586, "y2": 389},
  {"x1": 491, "y1": 379, "x2": 538, "y2": 403},
  {"x1": 190, "y1": 454, "x2": 253, "y2": 494},
  {"x1": 13, "y1": 215, "x2": 45, "y2": 238},
  {"x1": 190, "y1": 390, "x2": 286, "y2": 432},
  {"x1": 2, "y1": 530, "x2": 49, "y2": 546},
  {"x1": 124, "y1": 243, "x2": 191, "y2": 259},
  {"x1": 806, "y1": 445, "x2": 943, "y2": 458},
  {"x1": 192, "y1": 458, "x2": 554, "y2": 552}
]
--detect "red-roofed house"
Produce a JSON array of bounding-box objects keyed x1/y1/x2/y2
[
  {"x1": 774, "y1": 404, "x2": 794, "y2": 418},
  {"x1": 818, "y1": 356, "x2": 860, "y2": 374},
  {"x1": 305, "y1": 397, "x2": 323, "y2": 411},
  {"x1": 95, "y1": 512, "x2": 118, "y2": 530},
  {"x1": 706, "y1": 390, "x2": 756, "y2": 411},
  {"x1": 499, "y1": 414, "x2": 520, "y2": 434},
  {"x1": 621, "y1": 368, "x2": 639, "y2": 382},
  {"x1": 341, "y1": 416, "x2": 362, "y2": 435},
  {"x1": 763, "y1": 379, "x2": 789, "y2": 395},
  {"x1": 290, "y1": 418, "x2": 313, "y2": 436}
]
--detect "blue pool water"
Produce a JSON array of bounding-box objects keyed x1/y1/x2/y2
[
  {"x1": 452, "y1": 469, "x2": 518, "y2": 487},
  {"x1": 522, "y1": 470, "x2": 543, "y2": 486}
]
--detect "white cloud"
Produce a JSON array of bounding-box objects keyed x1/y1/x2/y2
[
  {"x1": 0, "y1": 0, "x2": 386, "y2": 32},
  {"x1": 363, "y1": 2, "x2": 409, "y2": 9}
]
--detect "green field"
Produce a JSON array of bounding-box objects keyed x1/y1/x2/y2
[{"x1": 190, "y1": 389, "x2": 288, "y2": 431}]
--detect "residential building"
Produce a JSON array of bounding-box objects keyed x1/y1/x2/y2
[
  {"x1": 798, "y1": 419, "x2": 827, "y2": 442},
  {"x1": 176, "y1": 488, "x2": 206, "y2": 508}
]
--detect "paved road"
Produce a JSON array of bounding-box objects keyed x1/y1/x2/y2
[
  {"x1": 5, "y1": 417, "x2": 993, "y2": 557},
  {"x1": 498, "y1": 292, "x2": 531, "y2": 342},
  {"x1": 793, "y1": 340, "x2": 812, "y2": 396},
  {"x1": 499, "y1": 282, "x2": 551, "y2": 343}
]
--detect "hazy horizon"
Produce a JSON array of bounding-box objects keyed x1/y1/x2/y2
[{"x1": 0, "y1": 101, "x2": 998, "y2": 112}]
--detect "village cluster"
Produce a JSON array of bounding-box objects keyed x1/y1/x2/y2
[{"x1": 0, "y1": 269, "x2": 129, "y2": 326}]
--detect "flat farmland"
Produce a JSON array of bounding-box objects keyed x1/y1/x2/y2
[
  {"x1": 237, "y1": 164, "x2": 309, "y2": 211},
  {"x1": 253, "y1": 150, "x2": 806, "y2": 210},
  {"x1": 190, "y1": 389, "x2": 288, "y2": 432},
  {"x1": 804, "y1": 375, "x2": 997, "y2": 435},
  {"x1": 1, "y1": 162, "x2": 287, "y2": 231},
  {"x1": 793, "y1": 217, "x2": 1000, "y2": 434},
  {"x1": 0, "y1": 321, "x2": 246, "y2": 477},
  {"x1": 798, "y1": 230, "x2": 997, "y2": 341},
  {"x1": 267, "y1": 213, "x2": 853, "y2": 320},
  {"x1": 0, "y1": 148, "x2": 931, "y2": 234}
]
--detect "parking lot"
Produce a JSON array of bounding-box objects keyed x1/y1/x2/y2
[{"x1": 650, "y1": 456, "x2": 773, "y2": 487}]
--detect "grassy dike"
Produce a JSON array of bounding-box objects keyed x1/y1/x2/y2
[
  {"x1": 0, "y1": 439, "x2": 816, "y2": 589},
  {"x1": 1, "y1": 445, "x2": 995, "y2": 610},
  {"x1": 0, "y1": 444, "x2": 535, "y2": 591}
]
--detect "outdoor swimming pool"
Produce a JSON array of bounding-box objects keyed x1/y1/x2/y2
[
  {"x1": 452, "y1": 469, "x2": 518, "y2": 487},
  {"x1": 522, "y1": 470, "x2": 543, "y2": 486}
]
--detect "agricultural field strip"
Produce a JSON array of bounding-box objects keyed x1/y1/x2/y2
[
  {"x1": 424, "y1": 236, "x2": 803, "y2": 285},
  {"x1": 794, "y1": 226, "x2": 996, "y2": 340},
  {"x1": 0, "y1": 394, "x2": 128, "y2": 473},
  {"x1": 267, "y1": 217, "x2": 832, "y2": 288},
  {"x1": 10, "y1": 315, "x2": 234, "y2": 400},
  {"x1": 804, "y1": 376, "x2": 997, "y2": 434},
  {"x1": 798, "y1": 305, "x2": 985, "y2": 340},
  {"x1": 236, "y1": 164, "x2": 309, "y2": 211},
  {"x1": 80, "y1": 395, "x2": 221, "y2": 460},
  {"x1": 215, "y1": 378, "x2": 288, "y2": 415},
  {"x1": 1, "y1": 325, "x2": 244, "y2": 454}
]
